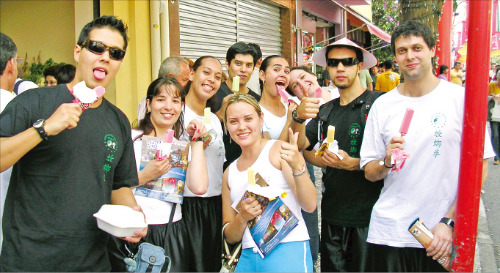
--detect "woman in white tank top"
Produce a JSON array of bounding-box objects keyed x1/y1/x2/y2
[{"x1": 221, "y1": 94, "x2": 317, "y2": 272}]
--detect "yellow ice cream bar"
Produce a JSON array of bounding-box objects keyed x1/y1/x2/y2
[
  {"x1": 204, "y1": 108, "x2": 211, "y2": 124},
  {"x1": 232, "y1": 76, "x2": 240, "y2": 92},
  {"x1": 248, "y1": 168, "x2": 255, "y2": 185},
  {"x1": 327, "y1": 125, "x2": 335, "y2": 143}
]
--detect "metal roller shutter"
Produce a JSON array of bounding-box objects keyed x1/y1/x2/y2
[
  {"x1": 179, "y1": 0, "x2": 282, "y2": 65},
  {"x1": 179, "y1": 0, "x2": 237, "y2": 64},
  {"x1": 238, "y1": 0, "x2": 282, "y2": 58}
]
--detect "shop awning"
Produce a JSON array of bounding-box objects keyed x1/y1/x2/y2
[{"x1": 331, "y1": 0, "x2": 392, "y2": 43}]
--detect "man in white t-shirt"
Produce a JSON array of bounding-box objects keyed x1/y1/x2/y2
[
  {"x1": 0, "y1": 32, "x2": 18, "y2": 253},
  {"x1": 360, "y1": 20, "x2": 495, "y2": 272}
]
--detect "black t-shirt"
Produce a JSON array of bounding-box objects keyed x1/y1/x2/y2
[
  {"x1": 210, "y1": 82, "x2": 261, "y2": 170},
  {"x1": 306, "y1": 90, "x2": 383, "y2": 227},
  {"x1": 0, "y1": 84, "x2": 138, "y2": 271}
]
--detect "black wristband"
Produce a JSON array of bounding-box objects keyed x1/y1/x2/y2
[
  {"x1": 292, "y1": 108, "x2": 306, "y2": 124},
  {"x1": 379, "y1": 156, "x2": 392, "y2": 168}
]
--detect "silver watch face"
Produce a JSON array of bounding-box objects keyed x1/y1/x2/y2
[{"x1": 33, "y1": 119, "x2": 44, "y2": 128}]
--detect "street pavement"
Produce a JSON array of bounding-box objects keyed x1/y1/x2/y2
[
  {"x1": 480, "y1": 158, "x2": 500, "y2": 272},
  {"x1": 312, "y1": 157, "x2": 500, "y2": 272}
]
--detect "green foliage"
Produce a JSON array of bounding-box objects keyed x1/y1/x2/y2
[
  {"x1": 371, "y1": 0, "x2": 399, "y2": 62},
  {"x1": 24, "y1": 58, "x2": 58, "y2": 86}
]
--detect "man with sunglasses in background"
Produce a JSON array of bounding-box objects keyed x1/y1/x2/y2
[
  {"x1": 297, "y1": 37, "x2": 384, "y2": 271},
  {"x1": 0, "y1": 16, "x2": 145, "y2": 271}
]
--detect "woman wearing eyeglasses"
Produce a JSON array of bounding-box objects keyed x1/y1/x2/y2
[{"x1": 179, "y1": 56, "x2": 226, "y2": 272}]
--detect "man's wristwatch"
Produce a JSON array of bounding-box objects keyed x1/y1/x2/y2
[
  {"x1": 33, "y1": 119, "x2": 49, "y2": 141},
  {"x1": 439, "y1": 217, "x2": 455, "y2": 229},
  {"x1": 292, "y1": 108, "x2": 306, "y2": 124}
]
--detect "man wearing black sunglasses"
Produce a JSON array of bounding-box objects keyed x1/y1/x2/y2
[
  {"x1": 0, "y1": 16, "x2": 146, "y2": 271},
  {"x1": 298, "y1": 37, "x2": 383, "y2": 272}
]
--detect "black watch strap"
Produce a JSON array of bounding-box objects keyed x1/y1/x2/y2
[
  {"x1": 292, "y1": 108, "x2": 306, "y2": 124},
  {"x1": 439, "y1": 217, "x2": 454, "y2": 229},
  {"x1": 33, "y1": 119, "x2": 49, "y2": 141}
]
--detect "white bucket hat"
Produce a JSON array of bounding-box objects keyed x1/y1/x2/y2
[{"x1": 312, "y1": 37, "x2": 378, "y2": 69}]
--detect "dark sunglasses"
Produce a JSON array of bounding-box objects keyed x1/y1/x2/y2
[
  {"x1": 326, "y1": 57, "x2": 359, "y2": 68},
  {"x1": 81, "y1": 40, "x2": 126, "y2": 61}
]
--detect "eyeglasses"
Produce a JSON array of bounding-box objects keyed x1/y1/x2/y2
[
  {"x1": 326, "y1": 57, "x2": 359, "y2": 68},
  {"x1": 81, "y1": 40, "x2": 126, "y2": 61}
]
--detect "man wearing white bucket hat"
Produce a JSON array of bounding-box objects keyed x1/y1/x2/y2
[{"x1": 299, "y1": 37, "x2": 384, "y2": 271}]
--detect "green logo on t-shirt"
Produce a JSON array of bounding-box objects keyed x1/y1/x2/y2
[{"x1": 348, "y1": 123, "x2": 362, "y2": 138}]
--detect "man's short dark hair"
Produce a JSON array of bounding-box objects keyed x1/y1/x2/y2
[
  {"x1": 77, "y1": 15, "x2": 129, "y2": 50},
  {"x1": 391, "y1": 20, "x2": 436, "y2": 54},
  {"x1": 55, "y1": 64, "x2": 76, "y2": 84},
  {"x1": 454, "y1": 61, "x2": 461, "y2": 68},
  {"x1": 0, "y1": 33, "x2": 17, "y2": 75},
  {"x1": 325, "y1": 45, "x2": 363, "y2": 63},
  {"x1": 248, "y1": 43, "x2": 262, "y2": 60},
  {"x1": 383, "y1": 60, "x2": 394, "y2": 70},
  {"x1": 226, "y1": 42, "x2": 257, "y2": 66}
]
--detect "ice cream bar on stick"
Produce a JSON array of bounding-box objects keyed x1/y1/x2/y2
[
  {"x1": 326, "y1": 125, "x2": 335, "y2": 143},
  {"x1": 277, "y1": 85, "x2": 291, "y2": 102},
  {"x1": 248, "y1": 168, "x2": 255, "y2": 185},
  {"x1": 156, "y1": 129, "x2": 175, "y2": 160},
  {"x1": 71, "y1": 81, "x2": 106, "y2": 111},
  {"x1": 315, "y1": 87, "x2": 325, "y2": 105},
  {"x1": 232, "y1": 76, "x2": 240, "y2": 92},
  {"x1": 204, "y1": 107, "x2": 211, "y2": 125},
  {"x1": 400, "y1": 108, "x2": 414, "y2": 136},
  {"x1": 315, "y1": 87, "x2": 322, "y2": 99}
]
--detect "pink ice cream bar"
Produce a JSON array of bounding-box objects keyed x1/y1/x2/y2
[
  {"x1": 277, "y1": 85, "x2": 291, "y2": 102},
  {"x1": 71, "y1": 81, "x2": 106, "y2": 111},
  {"x1": 399, "y1": 108, "x2": 414, "y2": 136},
  {"x1": 164, "y1": 129, "x2": 175, "y2": 143},
  {"x1": 315, "y1": 87, "x2": 322, "y2": 99}
]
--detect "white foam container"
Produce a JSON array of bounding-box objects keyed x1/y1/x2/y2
[{"x1": 93, "y1": 204, "x2": 147, "y2": 237}]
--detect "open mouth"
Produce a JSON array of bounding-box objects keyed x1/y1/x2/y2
[
  {"x1": 162, "y1": 113, "x2": 174, "y2": 119},
  {"x1": 93, "y1": 68, "x2": 107, "y2": 81}
]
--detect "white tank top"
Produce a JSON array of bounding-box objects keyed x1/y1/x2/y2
[{"x1": 228, "y1": 140, "x2": 309, "y2": 249}]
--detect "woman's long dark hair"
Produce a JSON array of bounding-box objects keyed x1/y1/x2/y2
[{"x1": 136, "y1": 76, "x2": 185, "y2": 139}]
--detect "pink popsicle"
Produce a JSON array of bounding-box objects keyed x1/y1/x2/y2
[
  {"x1": 400, "y1": 108, "x2": 414, "y2": 136},
  {"x1": 277, "y1": 85, "x2": 291, "y2": 102},
  {"x1": 315, "y1": 87, "x2": 322, "y2": 99},
  {"x1": 164, "y1": 129, "x2": 175, "y2": 143}
]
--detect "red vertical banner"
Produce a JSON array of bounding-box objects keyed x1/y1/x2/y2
[
  {"x1": 452, "y1": 1, "x2": 493, "y2": 272},
  {"x1": 436, "y1": 0, "x2": 452, "y2": 80}
]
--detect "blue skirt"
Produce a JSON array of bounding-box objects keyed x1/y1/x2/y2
[{"x1": 235, "y1": 241, "x2": 313, "y2": 272}]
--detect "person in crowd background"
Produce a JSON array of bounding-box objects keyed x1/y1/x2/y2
[
  {"x1": 43, "y1": 64, "x2": 58, "y2": 86},
  {"x1": 0, "y1": 15, "x2": 147, "y2": 271},
  {"x1": 360, "y1": 20, "x2": 494, "y2": 272},
  {"x1": 108, "y1": 76, "x2": 209, "y2": 272},
  {"x1": 137, "y1": 56, "x2": 191, "y2": 121},
  {"x1": 246, "y1": 42, "x2": 263, "y2": 95},
  {"x1": 180, "y1": 56, "x2": 226, "y2": 271},
  {"x1": 369, "y1": 65, "x2": 379, "y2": 88},
  {"x1": 375, "y1": 60, "x2": 400, "y2": 92},
  {"x1": 221, "y1": 94, "x2": 316, "y2": 272},
  {"x1": 438, "y1": 64, "x2": 449, "y2": 81},
  {"x1": 450, "y1": 61, "x2": 463, "y2": 86},
  {"x1": 55, "y1": 63, "x2": 76, "y2": 84},
  {"x1": 489, "y1": 70, "x2": 500, "y2": 165},
  {"x1": 358, "y1": 68, "x2": 373, "y2": 91}
]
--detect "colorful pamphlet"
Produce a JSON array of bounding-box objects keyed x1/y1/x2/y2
[
  {"x1": 134, "y1": 135, "x2": 189, "y2": 204},
  {"x1": 233, "y1": 172, "x2": 298, "y2": 258}
]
